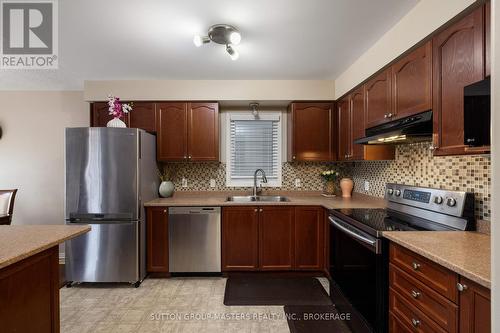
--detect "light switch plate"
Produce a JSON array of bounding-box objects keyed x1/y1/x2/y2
[
  {"x1": 182, "y1": 178, "x2": 188, "y2": 188},
  {"x1": 364, "y1": 180, "x2": 370, "y2": 191},
  {"x1": 210, "y1": 179, "x2": 216, "y2": 188},
  {"x1": 295, "y1": 179, "x2": 301, "y2": 188}
]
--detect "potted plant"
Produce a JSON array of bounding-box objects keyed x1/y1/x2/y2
[
  {"x1": 157, "y1": 165, "x2": 176, "y2": 198},
  {"x1": 321, "y1": 169, "x2": 340, "y2": 196},
  {"x1": 106, "y1": 95, "x2": 133, "y2": 128}
]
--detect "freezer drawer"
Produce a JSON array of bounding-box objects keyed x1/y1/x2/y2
[
  {"x1": 168, "y1": 207, "x2": 221, "y2": 273},
  {"x1": 65, "y1": 220, "x2": 140, "y2": 283}
]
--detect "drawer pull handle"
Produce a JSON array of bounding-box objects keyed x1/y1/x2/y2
[
  {"x1": 411, "y1": 290, "x2": 421, "y2": 299},
  {"x1": 412, "y1": 262, "x2": 421, "y2": 270},
  {"x1": 457, "y1": 283, "x2": 468, "y2": 292},
  {"x1": 411, "y1": 318, "x2": 421, "y2": 327}
]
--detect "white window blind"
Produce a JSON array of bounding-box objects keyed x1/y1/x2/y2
[{"x1": 226, "y1": 113, "x2": 282, "y2": 187}]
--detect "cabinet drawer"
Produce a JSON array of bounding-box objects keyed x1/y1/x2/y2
[
  {"x1": 390, "y1": 244, "x2": 458, "y2": 302},
  {"x1": 390, "y1": 264, "x2": 458, "y2": 332},
  {"x1": 390, "y1": 288, "x2": 447, "y2": 333}
]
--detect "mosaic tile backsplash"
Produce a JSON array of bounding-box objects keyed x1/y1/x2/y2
[{"x1": 161, "y1": 142, "x2": 490, "y2": 221}]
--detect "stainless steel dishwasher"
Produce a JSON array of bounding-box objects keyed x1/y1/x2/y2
[{"x1": 168, "y1": 207, "x2": 221, "y2": 273}]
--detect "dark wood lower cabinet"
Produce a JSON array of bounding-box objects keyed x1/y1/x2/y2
[
  {"x1": 389, "y1": 242, "x2": 491, "y2": 332},
  {"x1": 294, "y1": 206, "x2": 324, "y2": 270},
  {"x1": 259, "y1": 206, "x2": 294, "y2": 270},
  {"x1": 146, "y1": 207, "x2": 169, "y2": 273},
  {"x1": 0, "y1": 246, "x2": 59, "y2": 333},
  {"x1": 222, "y1": 206, "x2": 259, "y2": 271},
  {"x1": 459, "y1": 277, "x2": 491, "y2": 333}
]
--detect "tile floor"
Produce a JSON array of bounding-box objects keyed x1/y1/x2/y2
[{"x1": 60, "y1": 277, "x2": 332, "y2": 333}]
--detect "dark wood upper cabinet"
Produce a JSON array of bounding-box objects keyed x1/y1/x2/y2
[
  {"x1": 259, "y1": 206, "x2": 294, "y2": 270},
  {"x1": 91, "y1": 102, "x2": 130, "y2": 127},
  {"x1": 157, "y1": 102, "x2": 188, "y2": 161},
  {"x1": 222, "y1": 206, "x2": 259, "y2": 271},
  {"x1": 337, "y1": 97, "x2": 351, "y2": 161},
  {"x1": 365, "y1": 68, "x2": 392, "y2": 128},
  {"x1": 432, "y1": 6, "x2": 486, "y2": 156},
  {"x1": 128, "y1": 102, "x2": 156, "y2": 132},
  {"x1": 146, "y1": 207, "x2": 169, "y2": 273},
  {"x1": 156, "y1": 102, "x2": 219, "y2": 162},
  {"x1": 288, "y1": 102, "x2": 335, "y2": 162},
  {"x1": 458, "y1": 277, "x2": 491, "y2": 333},
  {"x1": 392, "y1": 41, "x2": 432, "y2": 119},
  {"x1": 485, "y1": 1, "x2": 490, "y2": 77},
  {"x1": 350, "y1": 87, "x2": 366, "y2": 160},
  {"x1": 294, "y1": 206, "x2": 324, "y2": 270},
  {"x1": 188, "y1": 102, "x2": 219, "y2": 161}
]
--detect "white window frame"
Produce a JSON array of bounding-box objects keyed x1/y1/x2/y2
[{"x1": 225, "y1": 112, "x2": 282, "y2": 188}]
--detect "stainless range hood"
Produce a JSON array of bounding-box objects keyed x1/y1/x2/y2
[{"x1": 354, "y1": 111, "x2": 432, "y2": 145}]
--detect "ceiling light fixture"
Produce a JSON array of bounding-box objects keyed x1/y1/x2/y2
[{"x1": 194, "y1": 24, "x2": 241, "y2": 60}]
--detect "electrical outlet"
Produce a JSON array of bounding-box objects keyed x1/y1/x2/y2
[
  {"x1": 364, "y1": 180, "x2": 370, "y2": 191},
  {"x1": 182, "y1": 178, "x2": 188, "y2": 188},
  {"x1": 295, "y1": 179, "x2": 301, "y2": 188},
  {"x1": 210, "y1": 179, "x2": 216, "y2": 188}
]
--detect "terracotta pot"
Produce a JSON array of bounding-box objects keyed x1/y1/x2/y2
[{"x1": 340, "y1": 178, "x2": 354, "y2": 198}]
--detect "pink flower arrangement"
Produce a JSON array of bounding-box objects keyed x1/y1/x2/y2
[{"x1": 107, "y1": 95, "x2": 133, "y2": 119}]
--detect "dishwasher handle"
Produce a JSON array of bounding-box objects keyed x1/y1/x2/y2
[{"x1": 168, "y1": 207, "x2": 221, "y2": 215}]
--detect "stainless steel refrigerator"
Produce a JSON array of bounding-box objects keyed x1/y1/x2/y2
[{"x1": 64, "y1": 127, "x2": 158, "y2": 286}]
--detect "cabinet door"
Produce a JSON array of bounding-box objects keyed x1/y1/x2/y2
[
  {"x1": 146, "y1": 207, "x2": 169, "y2": 273},
  {"x1": 392, "y1": 41, "x2": 432, "y2": 119},
  {"x1": 91, "y1": 102, "x2": 129, "y2": 127},
  {"x1": 288, "y1": 103, "x2": 334, "y2": 161},
  {"x1": 294, "y1": 206, "x2": 324, "y2": 270},
  {"x1": 222, "y1": 207, "x2": 259, "y2": 271},
  {"x1": 350, "y1": 87, "x2": 365, "y2": 160},
  {"x1": 129, "y1": 102, "x2": 156, "y2": 132},
  {"x1": 485, "y1": 2, "x2": 490, "y2": 77},
  {"x1": 259, "y1": 206, "x2": 294, "y2": 270},
  {"x1": 365, "y1": 68, "x2": 392, "y2": 128},
  {"x1": 459, "y1": 277, "x2": 491, "y2": 333},
  {"x1": 156, "y1": 102, "x2": 188, "y2": 161},
  {"x1": 337, "y1": 98, "x2": 351, "y2": 161},
  {"x1": 188, "y1": 102, "x2": 219, "y2": 161},
  {"x1": 432, "y1": 7, "x2": 485, "y2": 156}
]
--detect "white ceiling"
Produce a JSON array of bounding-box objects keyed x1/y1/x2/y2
[{"x1": 0, "y1": 0, "x2": 418, "y2": 90}]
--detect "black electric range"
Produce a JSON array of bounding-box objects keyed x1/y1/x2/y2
[{"x1": 328, "y1": 184, "x2": 475, "y2": 333}]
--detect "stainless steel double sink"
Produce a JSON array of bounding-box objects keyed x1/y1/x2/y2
[{"x1": 226, "y1": 195, "x2": 290, "y2": 203}]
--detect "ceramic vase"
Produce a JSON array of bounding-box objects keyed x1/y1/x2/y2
[
  {"x1": 324, "y1": 180, "x2": 336, "y2": 195},
  {"x1": 159, "y1": 181, "x2": 174, "y2": 198},
  {"x1": 340, "y1": 178, "x2": 354, "y2": 198},
  {"x1": 107, "y1": 117, "x2": 127, "y2": 128}
]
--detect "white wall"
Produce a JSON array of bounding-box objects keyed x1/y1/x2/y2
[
  {"x1": 0, "y1": 91, "x2": 88, "y2": 226},
  {"x1": 334, "y1": 0, "x2": 476, "y2": 98},
  {"x1": 491, "y1": 0, "x2": 499, "y2": 331},
  {"x1": 84, "y1": 80, "x2": 335, "y2": 101}
]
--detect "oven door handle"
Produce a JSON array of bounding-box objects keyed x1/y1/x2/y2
[{"x1": 328, "y1": 216, "x2": 379, "y2": 252}]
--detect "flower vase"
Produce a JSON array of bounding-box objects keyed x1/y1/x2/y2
[
  {"x1": 107, "y1": 117, "x2": 127, "y2": 128},
  {"x1": 159, "y1": 181, "x2": 174, "y2": 198},
  {"x1": 324, "y1": 180, "x2": 336, "y2": 196}
]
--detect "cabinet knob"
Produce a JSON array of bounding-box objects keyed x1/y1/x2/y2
[
  {"x1": 163, "y1": 209, "x2": 167, "y2": 213},
  {"x1": 259, "y1": 208, "x2": 263, "y2": 212},
  {"x1": 411, "y1": 290, "x2": 421, "y2": 299},
  {"x1": 188, "y1": 155, "x2": 192, "y2": 159},
  {"x1": 384, "y1": 114, "x2": 388, "y2": 119},
  {"x1": 457, "y1": 283, "x2": 468, "y2": 292},
  {"x1": 184, "y1": 155, "x2": 187, "y2": 159},
  {"x1": 412, "y1": 262, "x2": 421, "y2": 271},
  {"x1": 411, "y1": 318, "x2": 421, "y2": 327},
  {"x1": 292, "y1": 156, "x2": 296, "y2": 160},
  {"x1": 254, "y1": 208, "x2": 258, "y2": 212},
  {"x1": 388, "y1": 113, "x2": 393, "y2": 118}
]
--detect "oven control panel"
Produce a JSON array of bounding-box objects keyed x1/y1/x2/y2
[{"x1": 385, "y1": 183, "x2": 473, "y2": 218}]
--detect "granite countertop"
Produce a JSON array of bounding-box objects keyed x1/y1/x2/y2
[
  {"x1": 0, "y1": 225, "x2": 90, "y2": 270},
  {"x1": 144, "y1": 191, "x2": 386, "y2": 210},
  {"x1": 384, "y1": 231, "x2": 490, "y2": 288}
]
